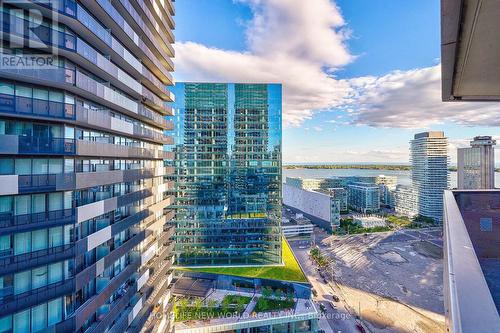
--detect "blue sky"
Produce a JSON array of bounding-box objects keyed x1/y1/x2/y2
[{"x1": 174, "y1": 0, "x2": 500, "y2": 164}]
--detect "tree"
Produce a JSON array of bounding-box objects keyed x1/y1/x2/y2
[
  {"x1": 193, "y1": 298, "x2": 203, "y2": 311},
  {"x1": 274, "y1": 289, "x2": 283, "y2": 300},
  {"x1": 262, "y1": 287, "x2": 273, "y2": 299},
  {"x1": 207, "y1": 299, "x2": 217, "y2": 309}
]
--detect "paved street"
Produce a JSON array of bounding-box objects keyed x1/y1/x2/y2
[{"x1": 290, "y1": 239, "x2": 360, "y2": 333}]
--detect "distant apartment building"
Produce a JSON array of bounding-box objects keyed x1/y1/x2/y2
[
  {"x1": 347, "y1": 182, "x2": 380, "y2": 213},
  {"x1": 168, "y1": 83, "x2": 282, "y2": 266},
  {"x1": 411, "y1": 132, "x2": 449, "y2": 223},
  {"x1": 458, "y1": 136, "x2": 496, "y2": 189},
  {"x1": 0, "y1": 1, "x2": 176, "y2": 332},
  {"x1": 285, "y1": 176, "x2": 340, "y2": 191},
  {"x1": 283, "y1": 183, "x2": 340, "y2": 232},
  {"x1": 443, "y1": 190, "x2": 500, "y2": 332},
  {"x1": 375, "y1": 175, "x2": 398, "y2": 207},
  {"x1": 324, "y1": 188, "x2": 348, "y2": 212},
  {"x1": 393, "y1": 185, "x2": 418, "y2": 217}
]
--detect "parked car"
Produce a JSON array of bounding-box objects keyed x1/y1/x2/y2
[{"x1": 332, "y1": 295, "x2": 340, "y2": 302}]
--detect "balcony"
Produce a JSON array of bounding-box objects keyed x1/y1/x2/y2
[
  {"x1": 74, "y1": 261, "x2": 139, "y2": 332},
  {"x1": 0, "y1": 278, "x2": 75, "y2": 316},
  {"x1": 0, "y1": 208, "x2": 75, "y2": 235},
  {"x1": 0, "y1": 135, "x2": 76, "y2": 155},
  {"x1": 0, "y1": 93, "x2": 75, "y2": 121},
  {"x1": 76, "y1": 140, "x2": 169, "y2": 159},
  {"x1": 0, "y1": 244, "x2": 75, "y2": 276}
]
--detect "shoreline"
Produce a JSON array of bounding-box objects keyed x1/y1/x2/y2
[{"x1": 283, "y1": 165, "x2": 500, "y2": 172}]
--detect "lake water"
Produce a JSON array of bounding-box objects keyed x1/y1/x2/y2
[{"x1": 283, "y1": 168, "x2": 500, "y2": 189}]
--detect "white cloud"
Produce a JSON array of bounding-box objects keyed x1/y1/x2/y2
[
  {"x1": 174, "y1": 0, "x2": 353, "y2": 127},
  {"x1": 175, "y1": 1, "x2": 500, "y2": 131},
  {"x1": 284, "y1": 147, "x2": 409, "y2": 164},
  {"x1": 348, "y1": 65, "x2": 500, "y2": 128}
]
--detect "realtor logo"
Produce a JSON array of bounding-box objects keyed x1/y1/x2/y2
[{"x1": 0, "y1": 0, "x2": 60, "y2": 69}]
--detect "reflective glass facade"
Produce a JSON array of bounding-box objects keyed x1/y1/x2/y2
[{"x1": 168, "y1": 83, "x2": 282, "y2": 266}]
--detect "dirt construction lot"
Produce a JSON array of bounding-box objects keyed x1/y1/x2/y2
[{"x1": 319, "y1": 228, "x2": 446, "y2": 333}]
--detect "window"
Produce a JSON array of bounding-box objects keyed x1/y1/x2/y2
[
  {"x1": 48, "y1": 298, "x2": 62, "y2": 325},
  {"x1": 0, "y1": 82, "x2": 14, "y2": 96},
  {"x1": 480, "y1": 217, "x2": 493, "y2": 232},
  {"x1": 13, "y1": 309, "x2": 29, "y2": 333},
  {"x1": 0, "y1": 159, "x2": 14, "y2": 175},
  {"x1": 48, "y1": 262, "x2": 63, "y2": 284},
  {"x1": 48, "y1": 227, "x2": 63, "y2": 247},
  {"x1": 31, "y1": 303, "x2": 47, "y2": 332},
  {"x1": 32, "y1": 229, "x2": 47, "y2": 251},
  {"x1": 0, "y1": 315, "x2": 12, "y2": 333},
  {"x1": 32, "y1": 266, "x2": 48, "y2": 290},
  {"x1": 14, "y1": 271, "x2": 31, "y2": 295},
  {"x1": 14, "y1": 232, "x2": 31, "y2": 255},
  {"x1": 15, "y1": 86, "x2": 32, "y2": 98}
]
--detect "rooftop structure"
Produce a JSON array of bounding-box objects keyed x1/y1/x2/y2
[
  {"x1": 167, "y1": 82, "x2": 282, "y2": 266},
  {"x1": 443, "y1": 190, "x2": 500, "y2": 332},
  {"x1": 458, "y1": 136, "x2": 496, "y2": 189},
  {"x1": 282, "y1": 211, "x2": 314, "y2": 240}
]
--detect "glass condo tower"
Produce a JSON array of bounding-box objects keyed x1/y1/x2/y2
[{"x1": 168, "y1": 83, "x2": 282, "y2": 266}]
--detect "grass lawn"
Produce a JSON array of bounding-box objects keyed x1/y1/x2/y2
[
  {"x1": 222, "y1": 295, "x2": 252, "y2": 305},
  {"x1": 178, "y1": 238, "x2": 308, "y2": 283},
  {"x1": 253, "y1": 297, "x2": 295, "y2": 313}
]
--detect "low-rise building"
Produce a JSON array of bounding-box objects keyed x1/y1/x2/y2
[
  {"x1": 393, "y1": 185, "x2": 418, "y2": 217},
  {"x1": 283, "y1": 183, "x2": 341, "y2": 232},
  {"x1": 348, "y1": 182, "x2": 380, "y2": 213},
  {"x1": 282, "y1": 212, "x2": 314, "y2": 239}
]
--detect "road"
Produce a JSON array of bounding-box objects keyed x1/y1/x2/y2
[{"x1": 291, "y1": 240, "x2": 360, "y2": 333}]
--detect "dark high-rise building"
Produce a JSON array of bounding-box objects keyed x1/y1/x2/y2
[
  {"x1": 168, "y1": 83, "x2": 282, "y2": 266},
  {"x1": 0, "y1": 1, "x2": 175, "y2": 332}
]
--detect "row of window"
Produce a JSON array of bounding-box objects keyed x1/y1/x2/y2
[
  {"x1": 0, "y1": 259, "x2": 73, "y2": 297},
  {"x1": 0, "y1": 118, "x2": 161, "y2": 152},
  {"x1": 0, "y1": 80, "x2": 164, "y2": 135},
  {"x1": 0, "y1": 297, "x2": 64, "y2": 333},
  {"x1": 0, "y1": 225, "x2": 73, "y2": 256},
  {"x1": 0, "y1": 158, "x2": 161, "y2": 175}
]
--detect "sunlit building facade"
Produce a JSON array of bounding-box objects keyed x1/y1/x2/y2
[
  {"x1": 0, "y1": 1, "x2": 176, "y2": 332},
  {"x1": 168, "y1": 83, "x2": 282, "y2": 266},
  {"x1": 411, "y1": 132, "x2": 449, "y2": 223},
  {"x1": 458, "y1": 136, "x2": 496, "y2": 189}
]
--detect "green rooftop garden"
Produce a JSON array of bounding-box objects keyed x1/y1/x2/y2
[{"x1": 178, "y1": 238, "x2": 308, "y2": 283}]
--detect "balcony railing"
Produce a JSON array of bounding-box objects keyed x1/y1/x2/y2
[
  {"x1": 0, "y1": 93, "x2": 75, "y2": 120},
  {"x1": 0, "y1": 208, "x2": 75, "y2": 231},
  {"x1": 18, "y1": 136, "x2": 76, "y2": 155},
  {"x1": 18, "y1": 174, "x2": 56, "y2": 193}
]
